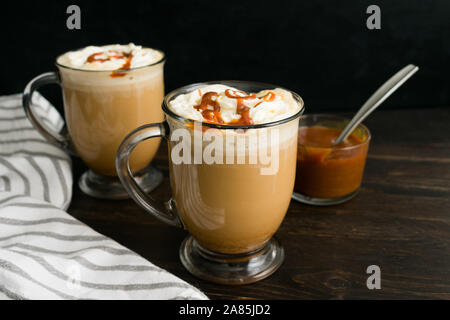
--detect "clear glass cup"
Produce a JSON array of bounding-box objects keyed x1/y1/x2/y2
[
  {"x1": 22, "y1": 49, "x2": 166, "y2": 199},
  {"x1": 116, "y1": 81, "x2": 305, "y2": 284},
  {"x1": 292, "y1": 114, "x2": 371, "y2": 206}
]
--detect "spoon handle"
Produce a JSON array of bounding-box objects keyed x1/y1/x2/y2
[{"x1": 333, "y1": 64, "x2": 419, "y2": 145}]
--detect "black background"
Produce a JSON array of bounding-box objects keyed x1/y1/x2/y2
[{"x1": 1, "y1": 0, "x2": 449, "y2": 113}]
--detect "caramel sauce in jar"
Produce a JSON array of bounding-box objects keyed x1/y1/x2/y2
[{"x1": 294, "y1": 126, "x2": 370, "y2": 198}]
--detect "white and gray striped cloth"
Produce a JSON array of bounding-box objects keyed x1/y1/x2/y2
[{"x1": 0, "y1": 93, "x2": 207, "y2": 300}]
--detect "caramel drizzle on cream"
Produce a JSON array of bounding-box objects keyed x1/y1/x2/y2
[
  {"x1": 194, "y1": 92, "x2": 224, "y2": 124},
  {"x1": 193, "y1": 89, "x2": 276, "y2": 125},
  {"x1": 85, "y1": 50, "x2": 133, "y2": 78}
]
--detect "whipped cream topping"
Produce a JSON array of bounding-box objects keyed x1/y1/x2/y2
[
  {"x1": 169, "y1": 84, "x2": 301, "y2": 125},
  {"x1": 57, "y1": 43, "x2": 163, "y2": 71}
]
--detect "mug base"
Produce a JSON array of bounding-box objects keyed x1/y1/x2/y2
[
  {"x1": 78, "y1": 166, "x2": 163, "y2": 200},
  {"x1": 179, "y1": 236, "x2": 284, "y2": 285},
  {"x1": 291, "y1": 189, "x2": 359, "y2": 206}
]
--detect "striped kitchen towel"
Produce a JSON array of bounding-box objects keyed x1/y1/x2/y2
[{"x1": 0, "y1": 93, "x2": 207, "y2": 300}]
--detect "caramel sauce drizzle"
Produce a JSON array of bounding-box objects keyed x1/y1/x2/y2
[
  {"x1": 263, "y1": 91, "x2": 276, "y2": 102},
  {"x1": 194, "y1": 92, "x2": 224, "y2": 124},
  {"x1": 86, "y1": 52, "x2": 109, "y2": 63},
  {"x1": 85, "y1": 50, "x2": 133, "y2": 78},
  {"x1": 228, "y1": 99, "x2": 253, "y2": 125},
  {"x1": 224, "y1": 89, "x2": 257, "y2": 100},
  {"x1": 253, "y1": 91, "x2": 276, "y2": 108},
  {"x1": 223, "y1": 89, "x2": 256, "y2": 125},
  {"x1": 194, "y1": 89, "x2": 276, "y2": 126}
]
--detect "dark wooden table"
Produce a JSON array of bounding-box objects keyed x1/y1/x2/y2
[{"x1": 68, "y1": 107, "x2": 450, "y2": 299}]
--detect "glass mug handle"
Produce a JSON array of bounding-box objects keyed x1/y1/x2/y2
[
  {"x1": 116, "y1": 122, "x2": 183, "y2": 228},
  {"x1": 22, "y1": 72, "x2": 75, "y2": 154}
]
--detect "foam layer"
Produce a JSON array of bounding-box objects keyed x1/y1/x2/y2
[
  {"x1": 168, "y1": 84, "x2": 301, "y2": 125},
  {"x1": 57, "y1": 43, "x2": 163, "y2": 71}
]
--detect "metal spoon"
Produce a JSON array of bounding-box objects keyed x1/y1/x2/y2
[{"x1": 333, "y1": 64, "x2": 419, "y2": 145}]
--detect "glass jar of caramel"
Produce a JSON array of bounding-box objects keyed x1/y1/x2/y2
[{"x1": 293, "y1": 114, "x2": 371, "y2": 205}]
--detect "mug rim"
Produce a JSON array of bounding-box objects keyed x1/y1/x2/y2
[
  {"x1": 55, "y1": 47, "x2": 166, "y2": 73},
  {"x1": 162, "y1": 80, "x2": 305, "y2": 130}
]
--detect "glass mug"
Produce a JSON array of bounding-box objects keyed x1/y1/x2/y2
[
  {"x1": 116, "y1": 81, "x2": 305, "y2": 284},
  {"x1": 22, "y1": 49, "x2": 166, "y2": 199}
]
